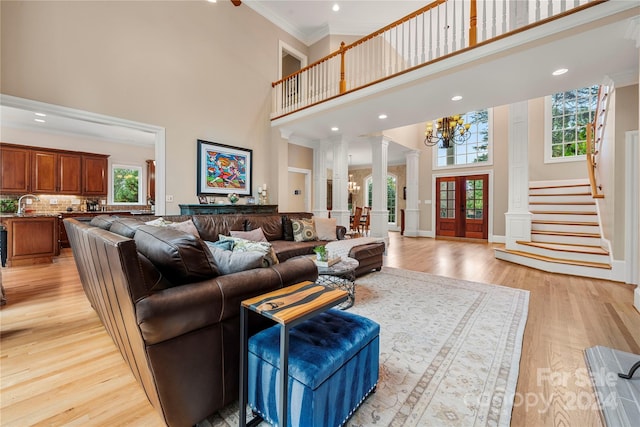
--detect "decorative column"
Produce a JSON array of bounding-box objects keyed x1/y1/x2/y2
[
  {"x1": 312, "y1": 140, "x2": 330, "y2": 218},
  {"x1": 404, "y1": 150, "x2": 420, "y2": 237},
  {"x1": 331, "y1": 136, "x2": 350, "y2": 228},
  {"x1": 505, "y1": 101, "x2": 532, "y2": 249},
  {"x1": 625, "y1": 15, "x2": 640, "y2": 317},
  {"x1": 369, "y1": 135, "x2": 389, "y2": 240}
]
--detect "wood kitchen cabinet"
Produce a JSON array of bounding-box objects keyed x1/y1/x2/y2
[
  {"x1": 1, "y1": 216, "x2": 59, "y2": 266},
  {"x1": 0, "y1": 143, "x2": 108, "y2": 196},
  {"x1": 82, "y1": 155, "x2": 108, "y2": 196},
  {"x1": 32, "y1": 150, "x2": 82, "y2": 194},
  {"x1": 0, "y1": 145, "x2": 31, "y2": 194}
]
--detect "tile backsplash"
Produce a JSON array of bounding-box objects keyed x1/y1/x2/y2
[{"x1": 0, "y1": 195, "x2": 151, "y2": 213}]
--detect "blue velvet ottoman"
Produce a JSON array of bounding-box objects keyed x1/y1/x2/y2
[{"x1": 248, "y1": 309, "x2": 380, "y2": 427}]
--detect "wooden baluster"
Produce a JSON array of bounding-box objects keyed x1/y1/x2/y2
[
  {"x1": 547, "y1": 0, "x2": 553, "y2": 18},
  {"x1": 502, "y1": 0, "x2": 507, "y2": 33},
  {"x1": 436, "y1": 2, "x2": 441, "y2": 57},
  {"x1": 453, "y1": 0, "x2": 458, "y2": 51},
  {"x1": 481, "y1": 0, "x2": 487, "y2": 42},
  {"x1": 469, "y1": 0, "x2": 477, "y2": 46},
  {"x1": 535, "y1": 0, "x2": 541, "y2": 21},
  {"x1": 422, "y1": 12, "x2": 427, "y2": 62},
  {"x1": 444, "y1": 0, "x2": 449, "y2": 54},
  {"x1": 561, "y1": 0, "x2": 567, "y2": 12},
  {"x1": 339, "y1": 42, "x2": 346, "y2": 94},
  {"x1": 492, "y1": 0, "x2": 497, "y2": 38}
]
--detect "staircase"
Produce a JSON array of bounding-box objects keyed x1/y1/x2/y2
[{"x1": 495, "y1": 179, "x2": 613, "y2": 279}]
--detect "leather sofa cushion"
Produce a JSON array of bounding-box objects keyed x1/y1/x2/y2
[
  {"x1": 89, "y1": 215, "x2": 118, "y2": 230},
  {"x1": 110, "y1": 218, "x2": 145, "y2": 238},
  {"x1": 134, "y1": 225, "x2": 219, "y2": 285},
  {"x1": 245, "y1": 215, "x2": 284, "y2": 241},
  {"x1": 192, "y1": 215, "x2": 245, "y2": 242}
]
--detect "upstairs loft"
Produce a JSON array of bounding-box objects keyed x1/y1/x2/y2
[{"x1": 270, "y1": 0, "x2": 639, "y2": 142}]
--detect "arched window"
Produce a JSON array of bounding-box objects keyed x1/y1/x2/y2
[{"x1": 365, "y1": 174, "x2": 398, "y2": 225}]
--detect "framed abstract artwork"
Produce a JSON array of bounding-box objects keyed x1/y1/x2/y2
[{"x1": 197, "y1": 139, "x2": 252, "y2": 196}]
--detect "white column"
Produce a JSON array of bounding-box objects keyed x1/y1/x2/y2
[
  {"x1": 404, "y1": 150, "x2": 420, "y2": 237},
  {"x1": 312, "y1": 140, "x2": 329, "y2": 217},
  {"x1": 331, "y1": 136, "x2": 350, "y2": 228},
  {"x1": 505, "y1": 101, "x2": 532, "y2": 250},
  {"x1": 625, "y1": 15, "x2": 640, "y2": 315},
  {"x1": 369, "y1": 136, "x2": 389, "y2": 240}
]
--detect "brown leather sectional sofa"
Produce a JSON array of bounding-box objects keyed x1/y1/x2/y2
[{"x1": 64, "y1": 212, "x2": 384, "y2": 427}]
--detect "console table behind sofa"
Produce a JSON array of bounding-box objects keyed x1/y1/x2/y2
[{"x1": 179, "y1": 204, "x2": 278, "y2": 215}]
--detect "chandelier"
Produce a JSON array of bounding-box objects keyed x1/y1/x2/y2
[
  {"x1": 424, "y1": 115, "x2": 471, "y2": 149},
  {"x1": 348, "y1": 174, "x2": 360, "y2": 194}
]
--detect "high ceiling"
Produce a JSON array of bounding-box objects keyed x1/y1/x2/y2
[
  {"x1": 2, "y1": 1, "x2": 638, "y2": 167},
  {"x1": 244, "y1": 0, "x2": 428, "y2": 45}
]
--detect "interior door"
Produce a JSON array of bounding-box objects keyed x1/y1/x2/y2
[{"x1": 436, "y1": 174, "x2": 488, "y2": 239}]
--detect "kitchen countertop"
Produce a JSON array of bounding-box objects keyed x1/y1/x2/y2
[{"x1": 0, "y1": 210, "x2": 154, "y2": 218}]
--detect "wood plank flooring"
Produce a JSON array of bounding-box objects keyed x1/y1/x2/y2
[{"x1": 1, "y1": 233, "x2": 638, "y2": 426}]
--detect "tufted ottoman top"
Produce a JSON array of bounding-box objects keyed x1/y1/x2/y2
[{"x1": 248, "y1": 309, "x2": 380, "y2": 389}]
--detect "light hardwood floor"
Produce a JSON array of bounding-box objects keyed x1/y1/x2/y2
[{"x1": 1, "y1": 233, "x2": 638, "y2": 426}]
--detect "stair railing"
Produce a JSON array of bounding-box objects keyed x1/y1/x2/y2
[
  {"x1": 271, "y1": 0, "x2": 604, "y2": 119},
  {"x1": 586, "y1": 85, "x2": 610, "y2": 199}
]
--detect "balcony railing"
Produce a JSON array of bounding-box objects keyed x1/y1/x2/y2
[
  {"x1": 271, "y1": 0, "x2": 605, "y2": 119},
  {"x1": 586, "y1": 84, "x2": 610, "y2": 199}
]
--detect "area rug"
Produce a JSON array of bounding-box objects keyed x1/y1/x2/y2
[{"x1": 200, "y1": 267, "x2": 529, "y2": 427}]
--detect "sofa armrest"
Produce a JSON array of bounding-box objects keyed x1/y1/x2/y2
[{"x1": 135, "y1": 257, "x2": 318, "y2": 345}]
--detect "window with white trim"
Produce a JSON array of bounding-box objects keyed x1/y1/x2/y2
[
  {"x1": 434, "y1": 109, "x2": 491, "y2": 168},
  {"x1": 112, "y1": 165, "x2": 143, "y2": 204},
  {"x1": 545, "y1": 85, "x2": 598, "y2": 163},
  {"x1": 365, "y1": 174, "x2": 397, "y2": 225}
]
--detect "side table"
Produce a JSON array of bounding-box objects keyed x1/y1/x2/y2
[
  {"x1": 315, "y1": 256, "x2": 359, "y2": 309},
  {"x1": 239, "y1": 281, "x2": 348, "y2": 427}
]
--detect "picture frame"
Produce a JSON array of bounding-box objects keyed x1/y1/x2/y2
[
  {"x1": 197, "y1": 139, "x2": 252, "y2": 196},
  {"x1": 198, "y1": 196, "x2": 209, "y2": 204}
]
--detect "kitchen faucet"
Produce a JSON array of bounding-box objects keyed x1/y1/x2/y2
[{"x1": 17, "y1": 194, "x2": 40, "y2": 214}]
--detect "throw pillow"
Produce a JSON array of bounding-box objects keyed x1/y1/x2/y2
[
  {"x1": 207, "y1": 239, "x2": 234, "y2": 251},
  {"x1": 219, "y1": 235, "x2": 279, "y2": 267},
  {"x1": 282, "y1": 216, "x2": 294, "y2": 241},
  {"x1": 205, "y1": 242, "x2": 264, "y2": 275},
  {"x1": 314, "y1": 217, "x2": 337, "y2": 241},
  {"x1": 292, "y1": 218, "x2": 317, "y2": 242},
  {"x1": 145, "y1": 217, "x2": 172, "y2": 227},
  {"x1": 230, "y1": 227, "x2": 268, "y2": 242},
  {"x1": 168, "y1": 219, "x2": 200, "y2": 238}
]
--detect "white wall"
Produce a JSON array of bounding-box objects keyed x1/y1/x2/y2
[{"x1": 1, "y1": 1, "x2": 308, "y2": 214}]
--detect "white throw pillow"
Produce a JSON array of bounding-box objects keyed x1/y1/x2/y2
[{"x1": 314, "y1": 217, "x2": 337, "y2": 241}]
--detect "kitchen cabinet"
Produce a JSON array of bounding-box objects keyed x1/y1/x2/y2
[
  {"x1": 82, "y1": 155, "x2": 108, "y2": 196},
  {"x1": 32, "y1": 150, "x2": 82, "y2": 194},
  {"x1": 0, "y1": 143, "x2": 107, "y2": 196},
  {"x1": 58, "y1": 153, "x2": 83, "y2": 194},
  {"x1": 0, "y1": 145, "x2": 30, "y2": 194},
  {"x1": 0, "y1": 215, "x2": 58, "y2": 266}
]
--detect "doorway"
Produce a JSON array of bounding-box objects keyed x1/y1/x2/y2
[{"x1": 435, "y1": 174, "x2": 488, "y2": 239}]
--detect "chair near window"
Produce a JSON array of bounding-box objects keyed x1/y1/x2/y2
[
  {"x1": 350, "y1": 206, "x2": 363, "y2": 233},
  {"x1": 359, "y1": 206, "x2": 371, "y2": 236}
]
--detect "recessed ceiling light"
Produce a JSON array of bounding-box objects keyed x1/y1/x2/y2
[
  {"x1": 34, "y1": 118, "x2": 46, "y2": 123},
  {"x1": 378, "y1": 114, "x2": 387, "y2": 119},
  {"x1": 35, "y1": 112, "x2": 47, "y2": 117},
  {"x1": 552, "y1": 68, "x2": 568, "y2": 76},
  {"x1": 331, "y1": 126, "x2": 339, "y2": 132},
  {"x1": 332, "y1": 3, "x2": 340, "y2": 12},
  {"x1": 451, "y1": 95, "x2": 463, "y2": 101},
  {"x1": 207, "y1": 0, "x2": 217, "y2": 3}
]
